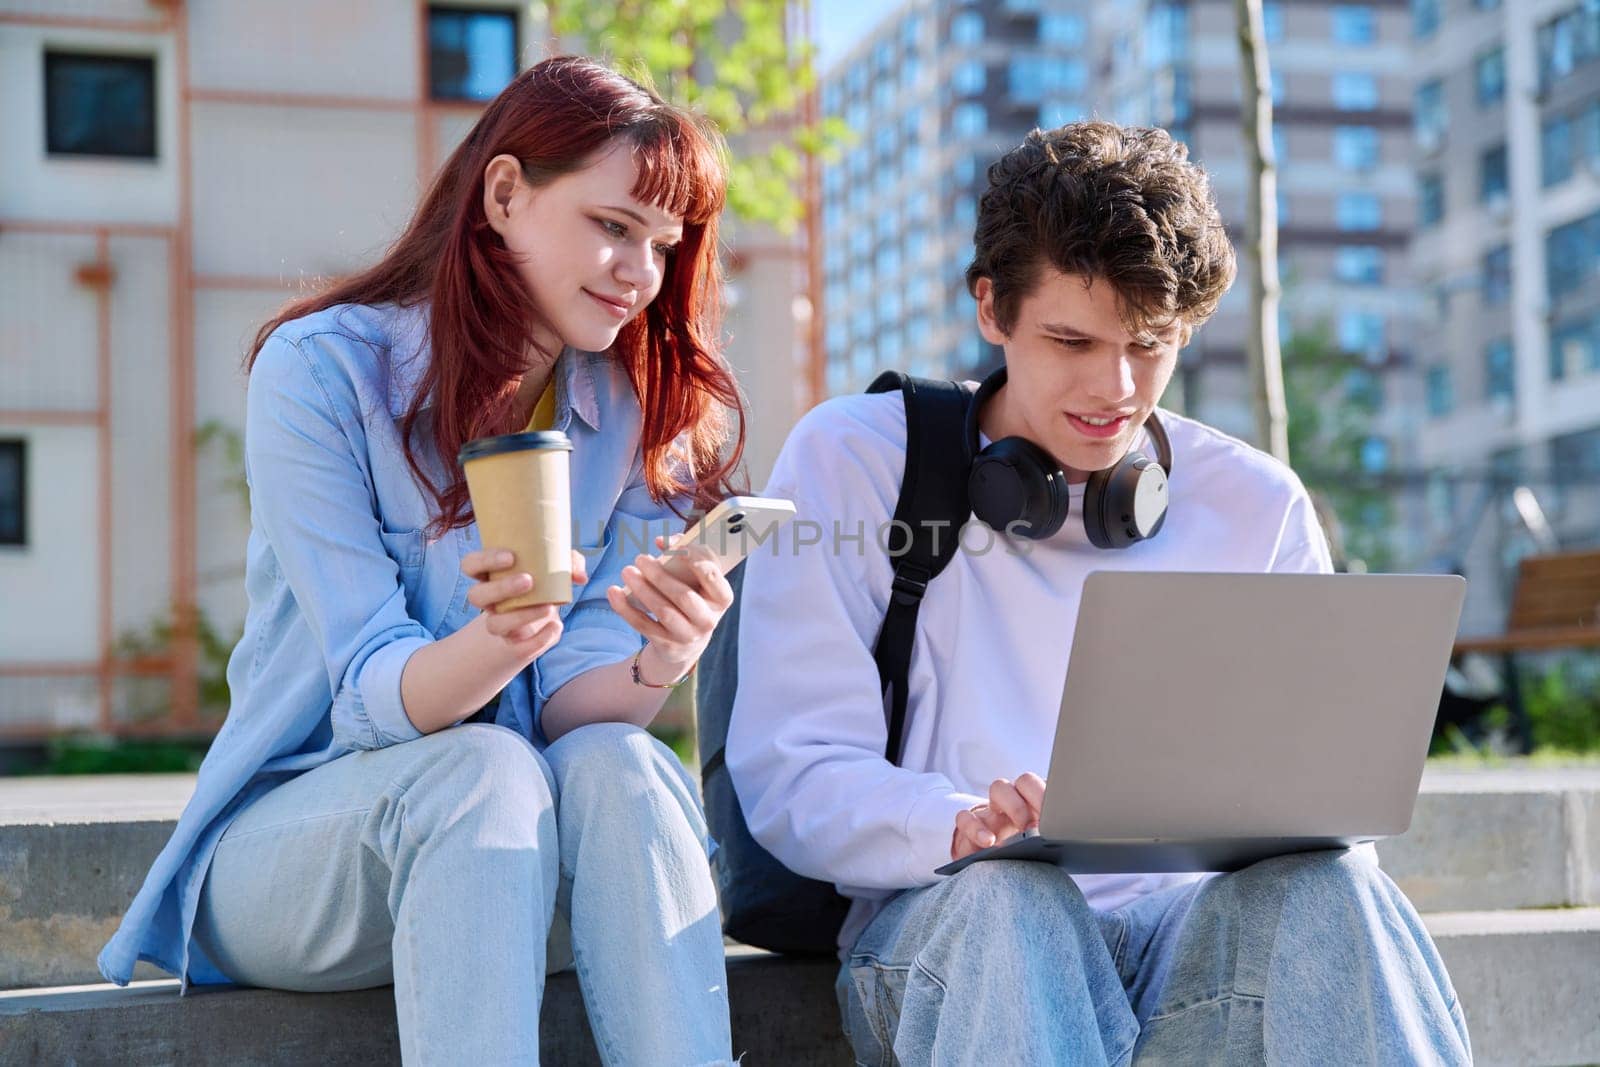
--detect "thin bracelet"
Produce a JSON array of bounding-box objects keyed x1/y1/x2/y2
[{"x1": 630, "y1": 647, "x2": 696, "y2": 689}]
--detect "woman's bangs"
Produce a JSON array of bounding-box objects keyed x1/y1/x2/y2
[{"x1": 628, "y1": 115, "x2": 726, "y2": 226}]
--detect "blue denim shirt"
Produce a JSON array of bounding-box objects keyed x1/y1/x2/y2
[{"x1": 99, "y1": 302, "x2": 683, "y2": 987}]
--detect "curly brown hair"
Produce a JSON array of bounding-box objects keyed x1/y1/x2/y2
[{"x1": 965, "y1": 121, "x2": 1236, "y2": 338}]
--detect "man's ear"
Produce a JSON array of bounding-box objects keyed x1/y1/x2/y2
[
  {"x1": 974, "y1": 277, "x2": 1009, "y2": 346},
  {"x1": 482, "y1": 154, "x2": 524, "y2": 239}
]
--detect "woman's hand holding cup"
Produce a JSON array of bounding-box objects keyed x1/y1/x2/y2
[{"x1": 462, "y1": 547, "x2": 588, "y2": 661}]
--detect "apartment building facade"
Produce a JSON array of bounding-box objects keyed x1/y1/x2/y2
[
  {"x1": 0, "y1": 0, "x2": 811, "y2": 736},
  {"x1": 1407, "y1": 0, "x2": 1600, "y2": 632}
]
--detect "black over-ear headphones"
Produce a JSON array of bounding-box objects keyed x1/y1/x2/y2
[{"x1": 964, "y1": 366, "x2": 1173, "y2": 547}]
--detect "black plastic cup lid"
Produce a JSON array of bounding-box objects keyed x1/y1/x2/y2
[{"x1": 458, "y1": 431, "x2": 573, "y2": 466}]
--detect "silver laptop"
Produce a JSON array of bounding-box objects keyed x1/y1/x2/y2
[{"x1": 936, "y1": 571, "x2": 1467, "y2": 877}]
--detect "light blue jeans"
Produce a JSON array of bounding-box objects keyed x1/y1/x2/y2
[
  {"x1": 838, "y1": 850, "x2": 1472, "y2": 1065},
  {"x1": 193, "y1": 722, "x2": 732, "y2": 1065}
]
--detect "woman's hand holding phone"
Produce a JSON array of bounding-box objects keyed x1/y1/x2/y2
[{"x1": 605, "y1": 538, "x2": 734, "y2": 683}]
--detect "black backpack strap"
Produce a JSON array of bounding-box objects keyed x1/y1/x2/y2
[{"x1": 865, "y1": 371, "x2": 974, "y2": 764}]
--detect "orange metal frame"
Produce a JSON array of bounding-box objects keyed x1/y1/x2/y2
[{"x1": 2, "y1": 2, "x2": 825, "y2": 740}]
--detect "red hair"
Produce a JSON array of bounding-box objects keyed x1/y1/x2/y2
[{"x1": 249, "y1": 56, "x2": 745, "y2": 536}]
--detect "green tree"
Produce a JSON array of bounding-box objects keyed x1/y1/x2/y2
[
  {"x1": 1282, "y1": 324, "x2": 1394, "y2": 570},
  {"x1": 546, "y1": 0, "x2": 848, "y2": 232}
]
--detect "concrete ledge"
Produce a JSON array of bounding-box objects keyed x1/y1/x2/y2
[
  {"x1": 1424, "y1": 907, "x2": 1600, "y2": 1067},
  {"x1": 4, "y1": 768, "x2": 1599, "y2": 988},
  {"x1": 0, "y1": 949, "x2": 848, "y2": 1065},
  {"x1": 1380, "y1": 769, "x2": 1600, "y2": 913}
]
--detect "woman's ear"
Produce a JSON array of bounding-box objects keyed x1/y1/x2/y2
[{"x1": 482, "y1": 154, "x2": 523, "y2": 238}]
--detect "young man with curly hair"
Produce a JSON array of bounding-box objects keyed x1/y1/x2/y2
[{"x1": 726, "y1": 122, "x2": 1471, "y2": 1064}]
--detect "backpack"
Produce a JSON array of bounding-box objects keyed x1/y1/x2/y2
[{"x1": 696, "y1": 372, "x2": 973, "y2": 954}]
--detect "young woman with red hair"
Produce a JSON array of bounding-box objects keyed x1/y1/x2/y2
[{"x1": 100, "y1": 56, "x2": 744, "y2": 1063}]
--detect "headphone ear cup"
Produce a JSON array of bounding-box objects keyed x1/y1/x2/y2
[
  {"x1": 1083, "y1": 452, "x2": 1169, "y2": 549},
  {"x1": 969, "y1": 438, "x2": 1072, "y2": 540}
]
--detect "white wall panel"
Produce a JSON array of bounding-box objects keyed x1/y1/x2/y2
[
  {"x1": 0, "y1": 425, "x2": 99, "y2": 659},
  {"x1": 193, "y1": 289, "x2": 277, "y2": 634},
  {"x1": 188, "y1": 0, "x2": 417, "y2": 101},
  {"x1": 189, "y1": 103, "x2": 418, "y2": 278},
  {"x1": 0, "y1": 232, "x2": 101, "y2": 410},
  {"x1": 107, "y1": 235, "x2": 172, "y2": 638}
]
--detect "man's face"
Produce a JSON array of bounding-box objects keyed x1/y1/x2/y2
[{"x1": 975, "y1": 270, "x2": 1184, "y2": 482}]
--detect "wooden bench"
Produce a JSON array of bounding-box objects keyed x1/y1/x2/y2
[{"x1": 1452, "y1": 549, "x2": 1600, "y2": 750}]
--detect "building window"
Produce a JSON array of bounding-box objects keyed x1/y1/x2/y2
[
  {"x1": 1542, "y1": 115, "x2": 1575, "y2": 187},
  {"x1": 1545, "y1": 210, "x2": 1600, "y2": 302},
  {"x1": 427, "y1": 6, "x2": 518, "y2": 102},
  {"x1": 1475, "y1": 48, "x2": 1505, "y2": 107},
  {"x1": 1262, "y1": 2, "x2": 1284, "y2": 43},
  {"x1": 1548, "y1": 310, "x2": 1600, "y2": 382},
  {"x1": 44, "y1": 52, "x2": 157, "y2": 159},
  {"x1": 950, "y1": 11, "x2": 984, "y2": 46},
  {"x1": 1010, "y1": 56, "x2": 1086, "y2": 100},
  {"x1": 1334, "y1": 125, "x2": 1380, "y2": 171},
  {"x1": 1479, "y1": 144, "x2": 1508, "y2": 203},
  {"x1": 0, "y1": 440, "x2": 23, "y2": 546},
  {"x1": 1144, "y1": 3, "x2": 1189, "y2": 67},
  {"x1": 1485, "y1": 339, "x2": 1515, "y2": 402},
  {"x1": 1332, "y1": 72, "x2": 1379, "y2": 110},
  {"x1": 1425, "y1": 366, "x2": 1455, "y2": 417},
  {"x1": 1040, "y1": 12, "x2": 1087, "y2": 47},
  {"x1": 1482, "y1": 244, "x2": 1512, "y2": 304},
  {"x1": 1418, "y1": 172, "x2": 1445, "y2": 227},
  {"x1": 1333, "y1": 6, "x2": 1376, "y2": 45},
  {"x1": 1552, "y1": 426, "x2": 1600, "y2": 477},
  {"x1": 952, "y1": 102, "x2": 987, "y2": 138},
  {"x1": 1338, "y1": 311, "x2": 1386, "y2": 359},
  {"x1": 953, "y1": 59, "x2": 986, "y2": 96},
  {"x1": 1415, "y1": 79, "x2": 1446, "y2": 150},
  {"x1": 1589, "y1": 100, "x2": 1600, "y2": 167},
  {"x1": 1336, "y1": 246, "x2": 1385, "y2": 284},
  {"x1": 1412, "y1": 0, "x2": 1440, "y2": 38},
  {"x1": 1537, "y1": 6, "x2": 1600, "y2": 90},
  {"x1": 1359, "y1": 435, "x2": 1391, "y2": 473},
  {"x1": 1336, "y1": 192, "x2": 1382, "y2": 231}
]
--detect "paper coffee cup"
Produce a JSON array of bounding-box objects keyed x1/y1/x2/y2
[{"x1": 459, "y1": 431, "x2": 574, "y2": 608}]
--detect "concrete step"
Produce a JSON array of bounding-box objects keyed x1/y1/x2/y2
[
  {"x1": 0, "y1": 947, "x2": 848, "y2": 1065},
  {"x1": 1423, "y1": 907, "x2": 1600, "y2": 1067},
  {"x1": 3, "y1": 768, "x2": 1597, "y2": 988},
  {"x1": 3, "y1": 911, "x2": 1594, "y2": 1066},
  {"x1": 1375, "y1": 768, "x2": 1600, "y2": 914}
]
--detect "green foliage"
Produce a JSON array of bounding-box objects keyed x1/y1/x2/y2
[
  {"x1": 1430, "y1": 656, "x2": 1600, "y2": 758},
  {"x1": 545, "y1": 0, "x2": 845, "y2": 232},
  {"x1": 1281, "y1": 324, "x2": 1394, "y2": 570},
  {"x1": 36, "y1": 737, "x2": 209, "y2": 775},
  {"x1": 195, "y1": 419, "x2": 249, "y2": 512},
  {"x1": 116, "y1": 608, "x2": 241, "y2": 721},
  {"x1": 1522, "y1": 661, "x2": 1600, "y2": 751}
]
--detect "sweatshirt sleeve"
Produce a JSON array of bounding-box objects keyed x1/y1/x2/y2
[{"x1": 725, "y1": 401, "x2": 984, "y2": 893}]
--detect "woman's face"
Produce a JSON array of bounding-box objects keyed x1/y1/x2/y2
[{"x1": 483, "y1": 141, "x2": 684, "y2": 356}]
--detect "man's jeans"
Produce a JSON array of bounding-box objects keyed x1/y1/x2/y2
[
  {"x1": 838, "y1": 850, "x2": 1471, "y2": 1065},
  {"x1": 193, "y1": 722, "x2": 732, "y2": 1065}
]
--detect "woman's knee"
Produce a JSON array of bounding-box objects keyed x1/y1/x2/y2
[
  {"x1": 409, "y1": 723, "x2": 555, "y2": 820},
  {"x1": 544, "y1": 721, "x2": 704, "y2": 834},
  {"x1": 545, "y1": 721, "x2": 678, "y2": 795}
]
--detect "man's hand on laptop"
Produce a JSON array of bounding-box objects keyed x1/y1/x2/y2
[{"x1": 950, "y1": 774, "x2": 1046, "y2": 861}]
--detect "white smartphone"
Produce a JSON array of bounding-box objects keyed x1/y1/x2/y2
[{"x1": 658, "y1": 496, "x2": 797, "y2": 581}]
